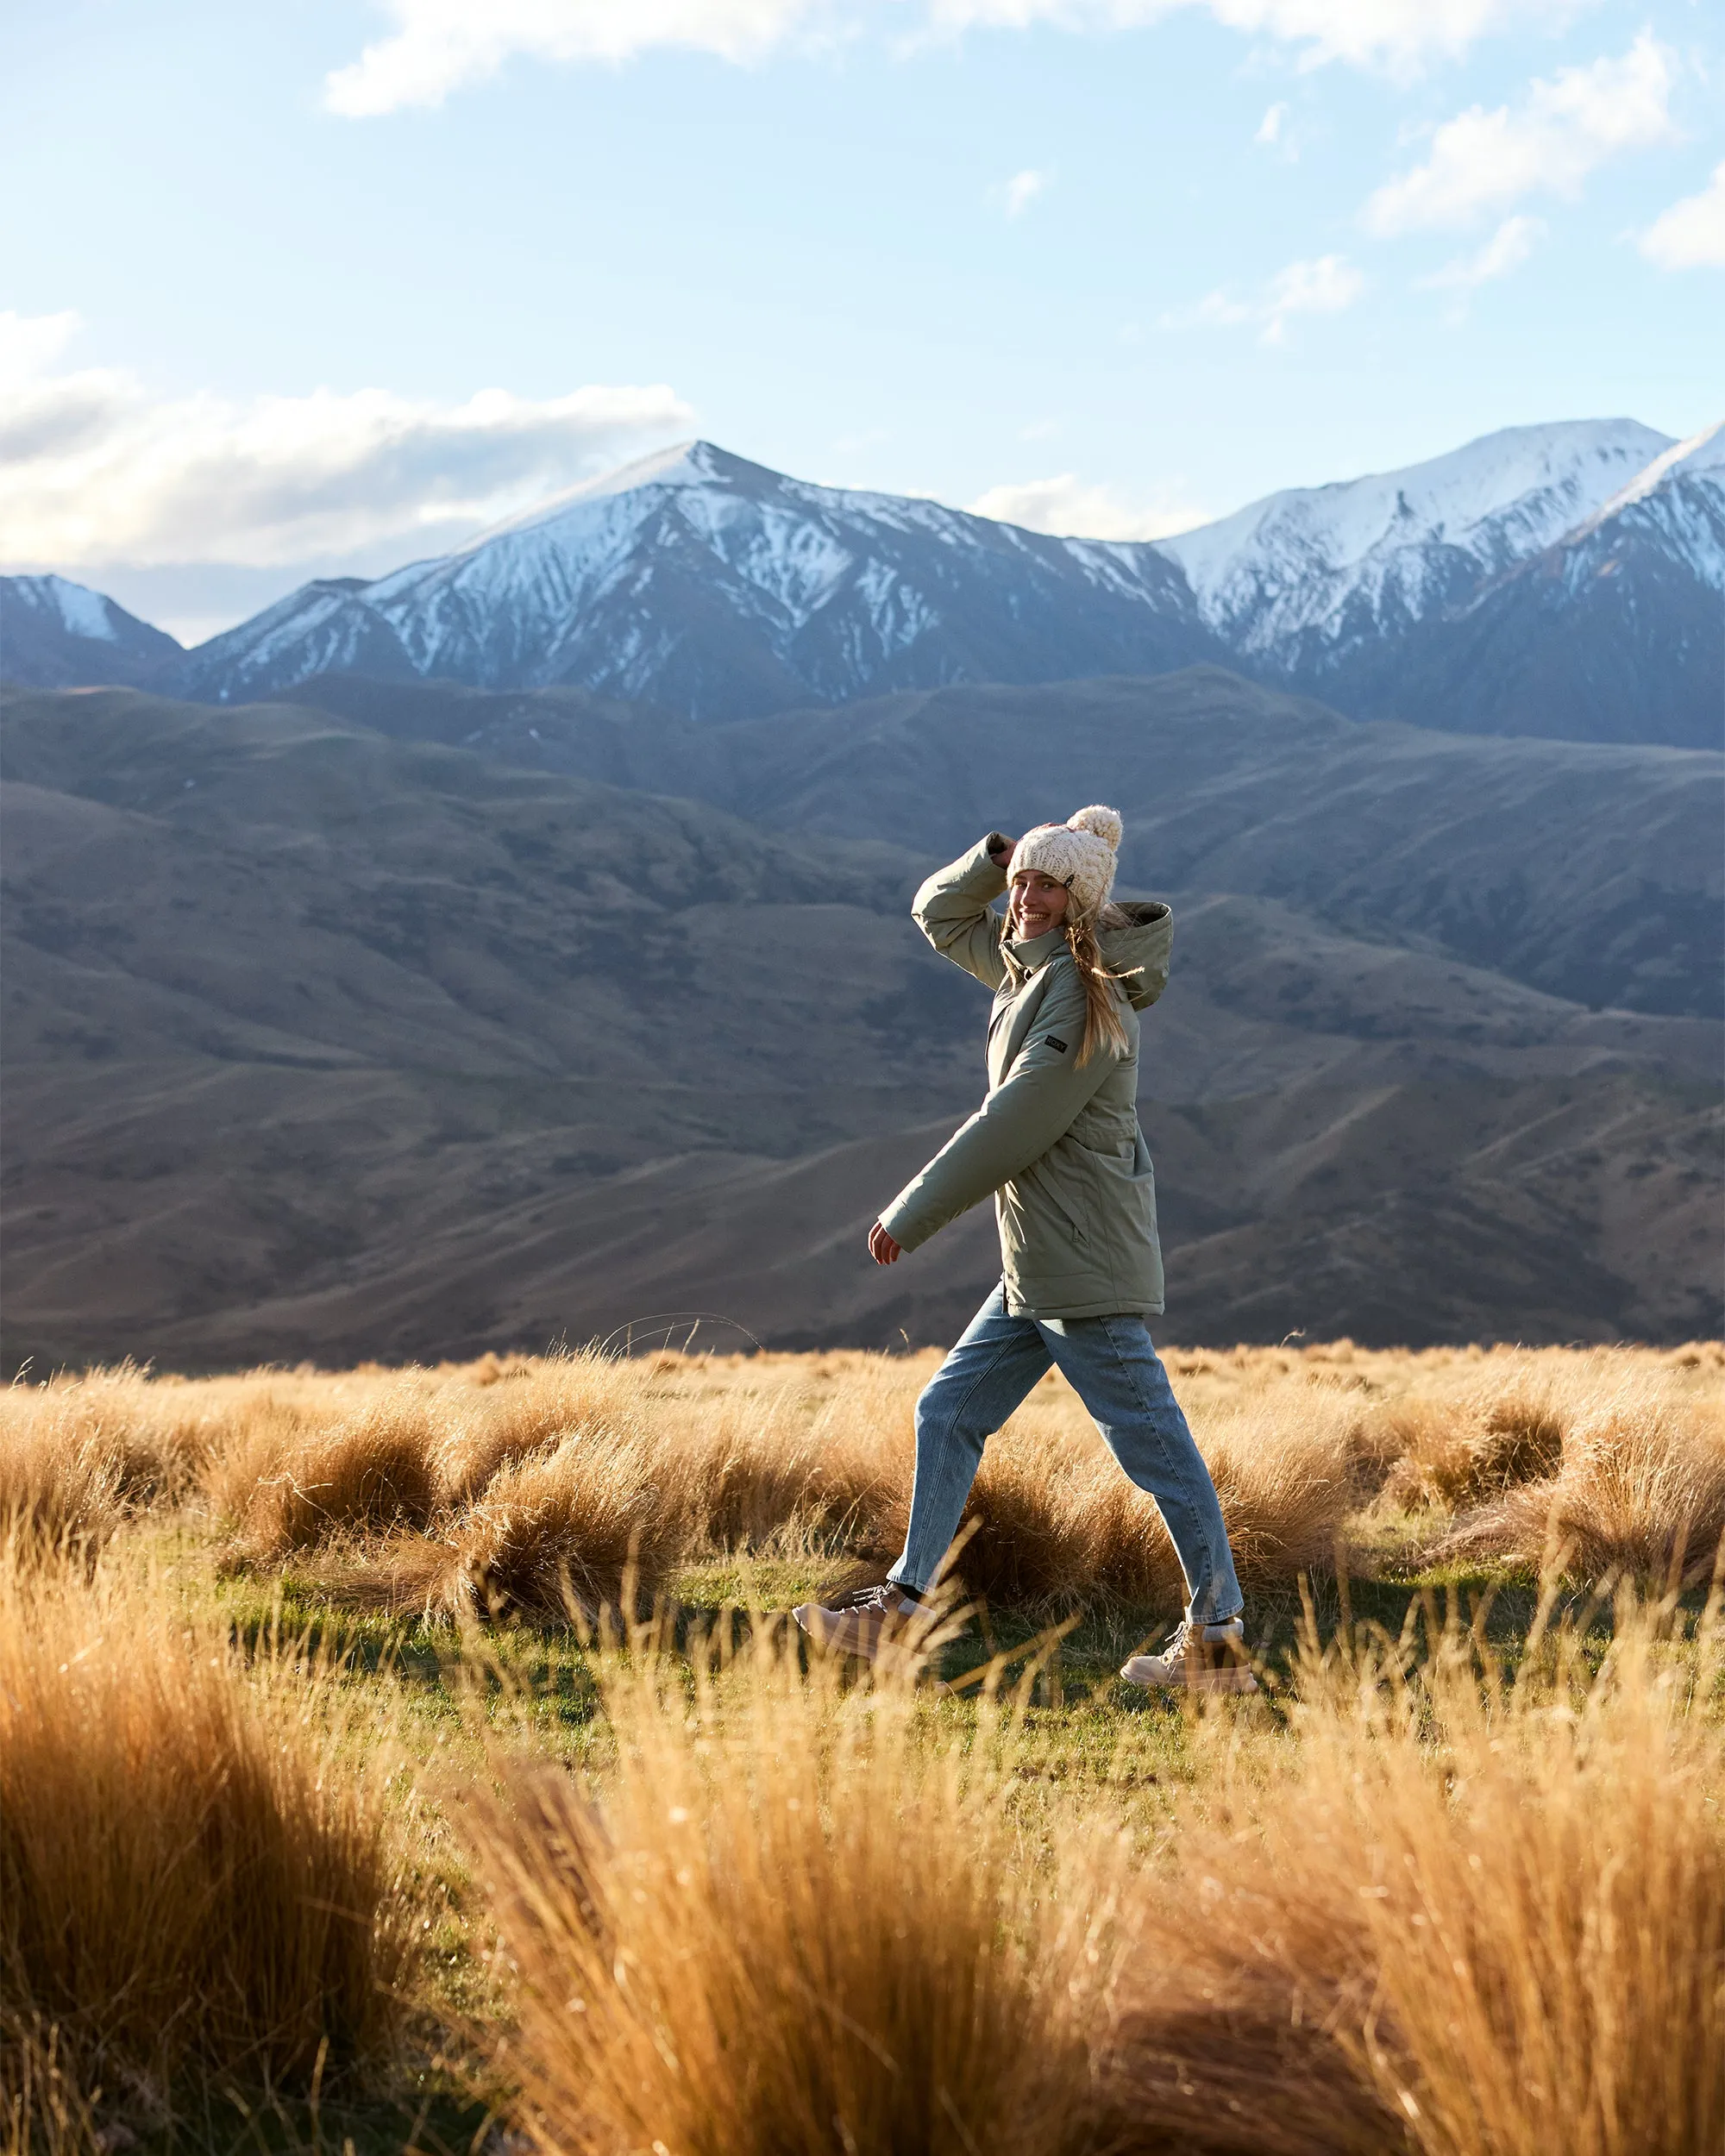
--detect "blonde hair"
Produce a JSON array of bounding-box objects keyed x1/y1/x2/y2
[
  {"x1": 1008, "y1": 887, "x2": 1131, "y2": 1067},
  {"x1": 1067, "y1": 911, "x2": 1130, "y2": 1067}
]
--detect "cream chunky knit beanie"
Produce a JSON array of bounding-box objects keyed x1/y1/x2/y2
[{"x1": 1007, "y1": 805, "x2": 1124, "y2": 923}]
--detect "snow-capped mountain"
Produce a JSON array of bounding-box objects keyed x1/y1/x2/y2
[
  {"x1": 1568, "y1": 418, "x2": 1725, "y2": 575},
  {"x1": 0, "y1": 573, "x2": 183, "y2": 688},
  {"x1": 173, "y1": 442, "x2": 1215, "y2": 720},
  {"x1": 16, "y1": 420, "x2": 1722, "y2": 746},
  {"x1": 1157, "y1": 418, "x2": 1674, "y2": 677},
  {"x1": 1327, "y1": 421, "x2": 1725, "y2": 749}
]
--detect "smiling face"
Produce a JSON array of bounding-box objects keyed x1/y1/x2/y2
[{"x1": 1009, "y1": 868, "x2": 1072, "y2": 940}]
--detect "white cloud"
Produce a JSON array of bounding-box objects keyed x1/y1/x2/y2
[
  {"x1": 1419, "y1": 210, "x2": 1546, "y2": 289},
  {"x1": 967, "y1": 472, "x2": 1210, "y2": 541},
  {"x1": 1640, "y1": 160, "x2": 1725, "y2": 270},
  {"x1": 1255, "y1": 101, "x2": 1289, "y2": 146},
  {"x1": 1000, "y1": 166, "x2": 1051, "y2": 216},
  {"x1": 1364, "y1": 31, "x2": 1677, "y2": 235},
  {"x1": 0, "y1": 311, "x2": 693, "y2": 569},
  {"x1": 1162, "y1": 252, "x2": 1365, "y2": 343},
  {"x1": 325, "y1": 0, "x2": 1562, "y2": 115},
  {"x1": 325, "y1": 0, "x2": 828, "y2": 116}
]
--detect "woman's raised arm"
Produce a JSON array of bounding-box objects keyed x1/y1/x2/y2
[{"x1": 908, "y1": 834, "x2": 1015, "y2": 990}]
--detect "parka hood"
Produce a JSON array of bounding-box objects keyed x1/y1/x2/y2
[{"x1": 1099, "y1": 899, "x2": 1172, "y2": 1012}]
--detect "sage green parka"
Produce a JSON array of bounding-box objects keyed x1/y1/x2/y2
[{"x1": 878, "y1": 836, "x2": 1174, "y2": 1320}]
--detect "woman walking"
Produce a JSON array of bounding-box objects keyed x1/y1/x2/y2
[{"x1": 794, "y1": 808, "x2": 1253, "y2": 1693}]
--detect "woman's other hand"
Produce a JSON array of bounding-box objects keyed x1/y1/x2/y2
[{"x1": 868, "y1": 1220, "x2": 902, "y2": 1265}]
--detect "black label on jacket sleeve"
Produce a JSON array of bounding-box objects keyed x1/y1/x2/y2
[{"x1": 1043, "y1": 1035, "x2": 1068, "y2": 1052}]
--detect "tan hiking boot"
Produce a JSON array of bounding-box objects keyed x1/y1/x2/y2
[
  {"x1": 1121, "y1": 1617, "x2": 1258, "y2": 1694},
  {"x1": 793, "y1": 1583, "x2": 938, "y2": 1662}
]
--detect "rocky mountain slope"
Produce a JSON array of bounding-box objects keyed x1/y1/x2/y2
[
  {"x1": 1288, "y1": 423, "x2": 1725, "y2": 748},
  {"x1": 0, "y1": 574, "x2": 185, "y2": 688},
  {"x1": 138, "y1": 419, "x2": 1725, "y2": 749},
  {"x1": 9, "y1": 421, "x2": 1718, "y2": 745},
  {"x1": 3, "y1": 680, "x2": 1718, "y2": 1369},
  {"x1": 170, "y1": 442, "x2": 1218, "y2": 721},
  {"x1": 1159, "y1": 418, "x2": 1670, "y2": 669}
]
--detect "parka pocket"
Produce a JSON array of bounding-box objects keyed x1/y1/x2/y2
[{"x1": 1018, "y1": 1160, "x2": 1090, "y2": 1249}]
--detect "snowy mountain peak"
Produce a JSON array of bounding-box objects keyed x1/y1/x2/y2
[
  {"x1": 1586, "y1": 419, "x2": 1725, "y2": 524},
  {"x1": 1157, "y1": 417, "x2": 1674, "y2": 660},
  {"x1": 173, "y1": 436, "x2": 1209, "y2": 721},
  {"x1": 7, "y1": 572, "x2": 126, "y2": 642},
  {"x1": 24, "y1": 416, "x2": 1716, "y2": 747},
  {"x1": 462, "y1": 439, "x2": 747, "y2": 549},
  {"x1": 0, "y1": 573, "x2": 184, "y2": 687},
  {"x1": 1552, "y1": 418, "x2": 1725, "y2": 603}
]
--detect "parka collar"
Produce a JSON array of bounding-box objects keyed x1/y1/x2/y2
[{"x1": 1005, "y1": 925, "x2": 1066, "y2": 976}]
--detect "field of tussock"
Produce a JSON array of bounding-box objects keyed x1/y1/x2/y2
[{"x1": 3, "y1": 1335, "x2": 1723, "y2": 2156}]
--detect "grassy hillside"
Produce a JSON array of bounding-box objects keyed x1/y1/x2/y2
[
  {"x1": 282, "y1": 667, "x2": 1725, "y2": 1018},
  {"x1": 3, "y1": 1339, "x2": 1723, "y2": 2155},
  {"x1": 3, "y1": 682, "x2": 1719, "y2": 1369}
]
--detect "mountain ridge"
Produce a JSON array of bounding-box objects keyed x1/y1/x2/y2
[
  {"x1": 273, "y1": 666, "x2": 1722, "y2": 1021},
  {"x1": 5, "y1": 415, "x2": 1717, "y2": 746},
  {"x1": 0, "y1": 573, "x2": 185, "y2": 688}
]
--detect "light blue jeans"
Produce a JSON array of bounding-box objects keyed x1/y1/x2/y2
[{"x1": 887, "y1": 1282, "x2": 1244, "y2": 1622}]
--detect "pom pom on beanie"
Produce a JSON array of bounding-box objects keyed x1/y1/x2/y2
[
  {"x1": 1067, "y1": 804, "x2": 1123, "y2": 853},
  {"x1": 1007, "y1": 805, "x2": 1125, "y2": 923}
]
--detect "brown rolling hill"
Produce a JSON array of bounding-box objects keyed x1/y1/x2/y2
[
  {"x1": 283, "y1": 667, "x2": 1724, "y2": 1018},
  {"x1": 2, "y1": 681, "x2": 1719, "y2": 1369}
]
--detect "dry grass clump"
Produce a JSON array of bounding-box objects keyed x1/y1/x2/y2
[
  {"x1": 0, "y1": 1545, "x2": 414, "y2": 2106},
  {"x1": 954, "y1": 1427, "x2": 1105, "y2": 1605},
  {"x1": 435, "y1": 1352, "x2": 646, "y2": 1509},
  {"x1": 0, "y1": 1422, "x2": 122, "y2": 1561},
  {"x1": 0, "y1": 2021, "x2": 99, "y2": 2156},
  {"x1": 1379, "y1": 1381, "x2": 1567, "y2": 1514},
  {"x1": 206, "y1": 1385, "x2": 439, "y2": 1559},
  {"x1": 461, "y1": 1624, "x2": 1107, "y2": 2156},
  {"x1": 672, "y1": 1365, "x2": 913, "y2": 1560},
  {"x1": 1438, "y1": 1378, "x2": 1725, "y2": 1583},
  {"x1": 1105, "y1": 1598, "x2": 1725, "y2": 2156},
  {"x1": 458, "y1": 1589, "x2": 1725, "y2": 2156},
  {"x1": 0, "y1": 1365, "x2": 205, "y2": 1557},
  {"x1": 447, "y1": 1429, "x2": 681, "y2": 1623}
]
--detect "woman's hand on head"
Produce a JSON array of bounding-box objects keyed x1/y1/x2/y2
[
  {"x1": 988, "y1": 833, "x2": 1016, "y2": 866},
  {"x1": 868, "y1": 1220, "x2": 902, "y2": 1265}
]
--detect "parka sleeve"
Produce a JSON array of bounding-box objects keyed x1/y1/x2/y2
[
  {"x1": 877, "y1": 970, "x2": 1113, "y2": 1253},
  {"x1": 909, "y1": 837, "x2": 1012, "y2": 991}
]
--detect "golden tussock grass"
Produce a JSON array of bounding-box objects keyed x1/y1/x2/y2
[
  {"x1": 1105, "y1": 1593, "x2": 1725, "y2": 2156},
  {"x1": 204, "y1": 1383, "x2": 441, "y2": 1558},
  {"x1": 6, "y1": 1338, "x2": 1722, "y2": 1615},
  {"x1": 3, "y1": 1339, "x2": 1723, "y2": 2151},
  {"x1": 0, "y1": 1544, "x2": 415, "y2": 2108},
  {"x1": 460, "y1": 1620, "x2": 1108, "y2": 2156},
  {"x1": 1402, "y1": 1357, "x2": 1725, "y2": 1583},
  {"x1": 457, "y1": 1588, "x2": 1725, "y2": 2156},
  {"x1": 1, "y1": 2026, "x2": 98, "y2": 2156},
  {"x1": 0, "y1": 1364, "x2": 205, "y2": 1557},
  {"x1": 445, "y1": 1426, "x2": 682, "y2": 1621},
  {"x1": 434, "y1": 1353, "x2": 646, "y2": 1510}
]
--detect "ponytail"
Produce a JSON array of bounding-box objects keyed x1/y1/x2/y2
[{"x1": 1066, "y1": 914, "x2": 1130, "y2": 1067}]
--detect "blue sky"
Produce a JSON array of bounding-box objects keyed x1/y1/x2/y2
[{"x1": 3, "y1": 0, "x2": 1720, "y2": 641}]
